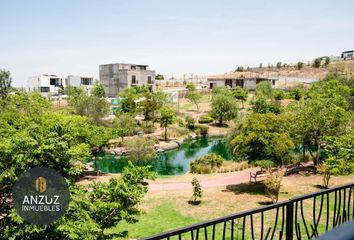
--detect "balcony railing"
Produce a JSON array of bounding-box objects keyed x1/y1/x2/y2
[{"x1": 141, "y1": 182, "x2": 354, "y2": 240}]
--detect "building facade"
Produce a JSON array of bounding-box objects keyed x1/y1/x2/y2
[
  {"x1": 27, "y1": 74, "x2": 65, "y2": 96},
  {"x1": 99, "y1": 63, "x2": 155, "y2": 97},
  {"x1": 65, "y1": 75, "x2": 95, "y2": 95}
]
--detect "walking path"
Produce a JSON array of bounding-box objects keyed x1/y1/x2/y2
[{"x1": 148, "y1": 168, "x2": 258, "y2": 191}]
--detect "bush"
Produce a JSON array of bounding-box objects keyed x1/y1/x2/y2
[
  {"x1": 176, "y1": 117, "x2": 185, "y2": 127},
  {"x1": 190, "y1": 177, "x2": 203, "y2": 203},
  {"x1": 254, "y1": 160, "x2": 275, "y2": 170},
  {"x1": 316, "y1": 163, "x2": 331, "y2": 188},
  {"x1": 195, "y1": 124, "x2": 208, "y2": 136},
  {"x1": 190, "y1": 153, "x2": 224, "y2": 173},
  {"x1": 198, "y1": 114, "x2": 214, "y2": 124},
  {"x1": 264, "y1": 170, "x2": 283, "y2": 203},
  {"x1": 273, "y1": 89, "x2": 285, "y2": 100},
  {"x1": 185, "y1": 115, "x2": 195, "y2": 129}
]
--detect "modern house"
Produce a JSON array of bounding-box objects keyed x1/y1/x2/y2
[
  {"x1": 99, "y1": 63, "x2": 155, "y2": 97},
  {"x1": 65, "y1": 75, "x2": 96, "y2": 95},
  {"x1": 341, "y1": 50, "x2": 354, "y2": 60},
  {"x1": 27, "y1": 74, "x2": 65, "y2": 96},
  {"x1": 207, "y1": 71, "x2": 278, "y2": 91}
]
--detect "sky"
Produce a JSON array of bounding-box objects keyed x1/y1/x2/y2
[{"x1": 1, "y1": 0, "x2": 354, "y2": 87}]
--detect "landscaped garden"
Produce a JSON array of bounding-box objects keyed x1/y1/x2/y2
[{"x1": 0, "y1": 65, "x2": 354, "y2": 239}]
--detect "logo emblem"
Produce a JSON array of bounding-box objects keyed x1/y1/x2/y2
[
  {"x1": 12, "y1": 167, "x2": 70, "y2": 225},
  {"x1": 35, "y1": 176, "x2": 47, "y2": 193}
]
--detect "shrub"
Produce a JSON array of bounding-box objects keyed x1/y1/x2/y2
[
  {"x1": 185, "y1": 115, "x2": 195, "y2": 129},
  {"x1": 195, "y1": 124, "x2": 208, "y2": 136},
  {"x1": 190, "y1": 177, "x2": 203, "y2": 203},
  {"x1": 273, "y1": 89, "x2": 285, "y2": 100},
  {"x1": 264, "y1": 170, "x2": 283, "y2": 203},
  {"x1": 316, "y1": 163, "x2": 331, "y2": 188},
  {"x1": 190, "y1": 153, "x2": 224, "y2": 173},
  {"x1": 176, "y1": 117, "x2": 185, "y2": 127},
  {"x1": 198, "y1": 114, "x2": 214, "y2": 124},
  {"x1": 254, "y1": 160, "x2": 275, "y2": 170}
]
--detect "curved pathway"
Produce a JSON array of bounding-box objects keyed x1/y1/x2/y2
[{"x1": 148, "y1": 168, "x2": 258, "y2": 191}]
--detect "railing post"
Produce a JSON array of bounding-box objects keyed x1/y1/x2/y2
[{"x1": 286, "y1": 201, "x2": 294, "y2": 240}]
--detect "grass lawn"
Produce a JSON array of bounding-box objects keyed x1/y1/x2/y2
[{"x1": 107, "y1": 173, "x2": 354, "y2": 239}]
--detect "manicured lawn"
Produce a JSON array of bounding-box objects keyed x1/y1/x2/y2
[{"x1": 107, "y1": 202, "x2": 201, "y2": 239}]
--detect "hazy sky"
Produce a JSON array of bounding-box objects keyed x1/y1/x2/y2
[{"x1": 1, "y1": 0, "x2": 354, "y2": 87}]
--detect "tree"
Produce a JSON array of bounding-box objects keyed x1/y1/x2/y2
[
  {"x1": 324, "y1": 56, "x2": 330, "y2": 66},
  {"x1": 264, "y1": 170, "x2": 283, "y2": 203},
  {"x1": 273, "y1": 133, "x2": 295, "y2": 165},
  {"x1": 229, "y1": 113, "x2": 293, "y2": 163},
  {"x1": 155, "y1": 74, "x2": 164, "y2": 80},
  {"x1": 297, "y1": 61, "x2": 304, "y2": 70},
  {"x1": 186, "y1": 83, "x2": 202, "y2": 111},
  {"x1": 235, "y1": 66, "x2": 244, "y2": 72},
  {"x1": 323, "y1": 131, "x2": 354, "y2": 175},
  {"x1": 313, "y1": 58, "x2": 321, "y2": 68},
  {"x1": 255, "y1": 81, "x2": 273, "y2": 99},
  {"x1": 190, "y1": 177, "x2": 203, "y2": 203},
  {"x1": 211, "y1": 88, "x2": 238, "y2": 127},
  {"x1": 273, "y1": 89, "x2": 285, "y2": 100},
  {"x1": 112, "y1": 113, "x2": 137, "y2": 141},
  {"x1": 0, "y1": 69, "x2": 12, "y2": 100},
  {"x1": 292, "y1": 98, "x2": 349, "y2": 165},
  {"x1": 276, "y1": 62, "x2": 282, "y2": 69},
  {"x1": 89, "y1": 126, "x2": 112, "y2": 175},
  {"x1": 92, "y1": 83, "x2": 106, "y2": 98},
  {"x1": 259, "y1": 63, "x2": 263, "y2": 68},
  {"x1": 2, "y1": 163, "x2": 156, "y2": 239},
  {"x1": 233, "y1": 86, "x2": 248, "y2": 108},
  {"x1": 159, "y1": 107, "x2": 175, "y2": 141},
  {"x1": 73, "y1": 95, "x2": 109, "y2": 125},
  {"x1": 250, "y1": 98, "x2": 282, "y2": 115},
  {"x1": 125, "y1": 137, "x2": 157, "y2": 165},
  {"x1": 289, "y1": 87, "x2": 304, "y2": 101}
]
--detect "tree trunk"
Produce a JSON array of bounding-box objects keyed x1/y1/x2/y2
[
  {"x1": 164, "y1": 127, "x2": 167, "y2": 141},
  {"x1": 315, "y1": 141, "x2": 321, "y2": 165},
  {"x1": 219, "y1": 116, "x2": 223, "y2": 127},
  {"x1": 242, "y1": 101, "x2": 244, "y2": 109},
  {"x1": 94, "y1": 153, "x2": 99, "y2": 176}
]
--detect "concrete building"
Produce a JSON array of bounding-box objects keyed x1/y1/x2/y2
[
  {"x1": 27, "y1": 74, "x2": 64, "y2": 96},
  {"x1": 99, "y1": 63, "x2": 155, "y2": 97},
  {"x1": 207, "y1": 72, "x2": 277, "y2": 91},
  {"x1": 65, "y1": 75, "x2": 95, "y2": 95}
]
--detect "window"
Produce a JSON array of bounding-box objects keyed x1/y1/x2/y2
[
  {"x1": 147, "y1": 76, "x2": 152, "y2": 84},
  {"x1": 132, "y1": 75, "x2": 137, "y2": 84},
  {"x1": 40, "y1": 87, "x2": 50, "y2": 93},
  {"x1": 50, "y1": 78, "x2": 61, "y2": 86},
  {"x1": 131, "y1": 65, "x2": 136, "y2": 70},
  {"x1": 235, "y1": 79, "x2": 244, "y2": 87},
  {"x1": 225, "y1": 79, "x2": 232, "y2": 87},
  {"x1": 81, "y1": 78, "x2": 92, "y2": 85},
  {"x1": 272, "y1": 80, "x2": 276, "y2": 86}
]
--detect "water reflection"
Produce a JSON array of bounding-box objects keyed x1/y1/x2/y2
[{"x1": 94, "y1": 137, "x2": 232, "y2": 176}]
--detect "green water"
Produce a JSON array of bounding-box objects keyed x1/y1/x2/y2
[{"x1": 93, "y1": 137, "x2": 232, "y2": 175}]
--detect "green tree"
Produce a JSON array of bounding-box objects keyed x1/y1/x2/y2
[
  {"x1": 125, "y1": 137, "x2": 157, "y2": 165},
  {"x1": 229, "y1": 113, "x2": 292, "y2": 163},
  {"x1": 292, "y1": 98, "x2": 349, "y2": 165},
  {"x1": 272, "y1": 133, "x2": 295, "y2": 165},
  {"x1": 185, "y1": 83, "x2": 202, "y2": 111},
  {"x1": 72, "y1": 95, "x2": 109, "y2": 125},
  {"x1": 235, "y1": 66, "x2": 244, "y2": 72},
  {"x1": 89, "y1": 126, "x2": 112, "y2": 175},
  {"x1": 255, "y1": 81, "x2": 273, "y2": 99},
  {"x1": 139, "y1": 90, "x2": 168, "y2": 126},
  {"x1": 276, "y1": 62, "x2": 282, "y2": 69},
  {"x1": 112, "y1": 113, "x2": 137, "y2": 141},
  {"x1": 92, "y1": 83, "x2": 106, "y2": 98},
  {"x1": 313, "y1": 58, "x2": 321, "y2": 68},
  {"x1": 155, "y1": 74, "x2": 164, "y2": 80},
  {"x1": 0, "y1": 69, "x2": 12, "y2": 100},
  {"x1": 211, "y1": 88, "x2": 238, "y2": 126},
  {"x1": 159, "y1": 107, "x2": 175, "y2": 141},
  {"x1": 289, "y1": 87, "x2": 305, "y2": 101},
  {"x1": 232, "y1": 86, "x2": 248, "y2": 108},
  {"x1": 272, "y1": 89, "x2": 285, "y2": 100},
  {"x1": 297, "y1": 61, "x2": 304, "y2": 70},
  {"x1": 250, "y1": 98, "x2": 282, "y2": 115},
  {"x1": 324, "y1": 56, "x2": 330, "y2": 66}
]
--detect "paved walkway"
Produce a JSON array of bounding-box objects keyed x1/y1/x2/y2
[{"x1": 148, "y1": 168, "x2": 258, "y2": 191}]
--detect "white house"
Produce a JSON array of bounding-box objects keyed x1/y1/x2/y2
[
  {"x1": 27, "y1": 74, "x2": 65, "y2": 96},
  {"x1": 65, "y1": 75, "x2": 96, "y2": 95}
]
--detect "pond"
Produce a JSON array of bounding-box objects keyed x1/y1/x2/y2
[{"x1": 93, "y1": 137, "x2": 232, "y2": 176}]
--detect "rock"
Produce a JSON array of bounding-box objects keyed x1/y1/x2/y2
[{"x1": 156, "y1": 148, "x2": 164, "y2": 153}]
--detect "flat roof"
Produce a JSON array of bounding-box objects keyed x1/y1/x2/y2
[{"x1": 99, "y1": 63, "x2": 149, "y2": 67}]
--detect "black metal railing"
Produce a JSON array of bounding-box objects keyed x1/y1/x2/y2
[{"x1": 141, "y1": 182, "x2": 354, "y2": 240}]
